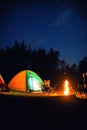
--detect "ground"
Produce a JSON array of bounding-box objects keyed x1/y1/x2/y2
[{"x1": 0, "y1": 93, "x2": 87, "y2": 129}]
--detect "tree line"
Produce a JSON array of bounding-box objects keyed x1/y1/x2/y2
[{"x1": 0, "y1": 40, "x2": 87, "y2": 90}]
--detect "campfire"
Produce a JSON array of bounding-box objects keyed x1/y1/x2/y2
[{"x1": 64, "y1": 80, "x2": 69, "y2": 95}]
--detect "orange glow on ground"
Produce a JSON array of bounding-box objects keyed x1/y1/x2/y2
[{"x1": 64, "y1": 80, "x2": 69, "y2": 95}]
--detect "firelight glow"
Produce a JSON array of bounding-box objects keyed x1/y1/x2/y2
[{"x1": 64, "y1": 80, "x2": 69, "y2": 95}]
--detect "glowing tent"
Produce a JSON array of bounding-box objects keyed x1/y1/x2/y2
[
  {"x1": 0, "y1": 74, "x2": 5, "y2": 84},
  {"x1": 0, "y1": 74, "x2": 8, "y2": 91},
  {"x1": 8, "y1": 70, "x2": 44, "y2": 92}
]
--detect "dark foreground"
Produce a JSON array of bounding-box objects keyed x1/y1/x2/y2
[{"x1": 0, "y1": 94, "x2": 87, "y2": 129}]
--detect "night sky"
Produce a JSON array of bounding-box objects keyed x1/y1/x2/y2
[{"x1": 0, "y1": 0, "x2": 87, "y2": 65}]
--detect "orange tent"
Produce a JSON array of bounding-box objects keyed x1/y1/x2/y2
[{"x1": 8, "y1": 70, "x2": 44, "y2": 92}]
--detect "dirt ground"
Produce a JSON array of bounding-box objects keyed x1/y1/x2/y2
[{"x1": 0, "y1": 94, "x2": 87, "y2": 129}]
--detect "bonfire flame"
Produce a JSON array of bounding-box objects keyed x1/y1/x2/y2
[{"x1": 64, "y1": 80, "x2": 69, "y2": 95}]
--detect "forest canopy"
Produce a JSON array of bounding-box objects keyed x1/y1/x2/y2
[{"x1": 0, "y1": 40, "x2": 87, "y2": 90}]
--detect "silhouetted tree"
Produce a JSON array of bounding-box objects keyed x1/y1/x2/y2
[
  {"x1": 68, "y1": 64, "x2": 79, "y2": 90},
  {"x1": 1, "y1": 40, "x2": 85, "y2": 89},
  {"x1": 78, "y1": 57, "x2": 87, "y2": 85}
]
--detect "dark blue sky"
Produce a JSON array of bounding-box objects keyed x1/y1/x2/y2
[{"x1": 0, "y1": 0, "x2": 87, "y2": 65}]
